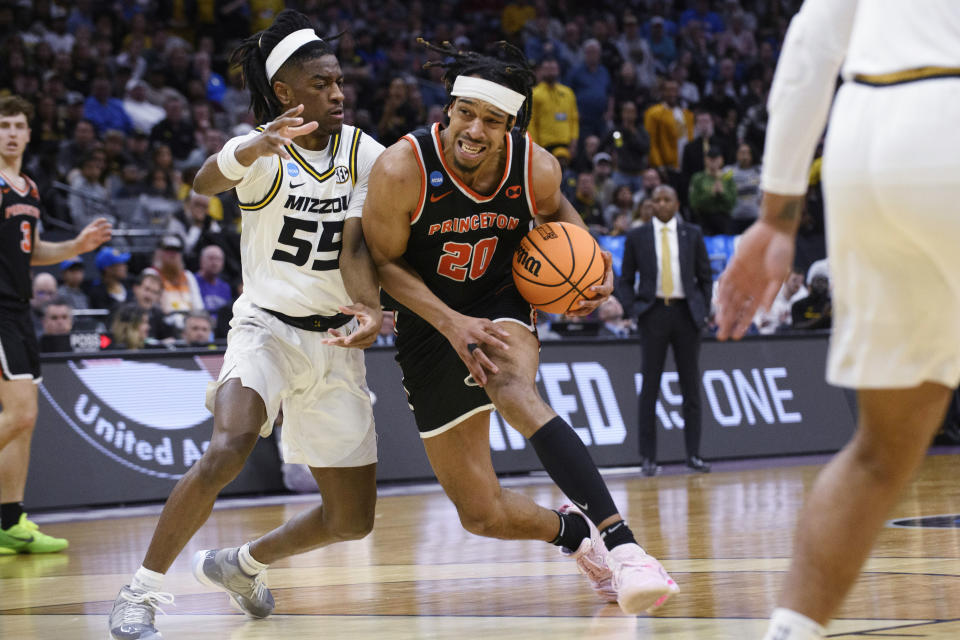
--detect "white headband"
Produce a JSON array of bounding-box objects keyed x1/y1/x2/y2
[
  {"x1": 265, "y1": 28, "x2": 321, "y2": 80},
  {"x1": 450, "y1": 76, "x2": 525, "y2": 116}
]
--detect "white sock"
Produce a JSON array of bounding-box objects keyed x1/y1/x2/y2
[
  {"x1": 237, "y1": 542, "x2": 268, "y2": 576},
  {"x1": 762, "y1": 608, "x2": 826, "y2": 640},
  {"x1": 131, "y1": 566, "x2": 165, "y2": 593}
]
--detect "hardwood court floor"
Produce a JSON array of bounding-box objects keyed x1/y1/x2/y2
[{"x1": 1, "y1": 452, "x2": 958, "y2": 639}]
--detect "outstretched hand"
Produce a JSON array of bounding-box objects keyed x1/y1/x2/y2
[
  {"x1": 443, "y1": 314, "x2": 511, "y2": 387},
  {"x1": 248, "y1": 104, "x2": 319, "y2": 161},
  {"x1": 566, "y1": 250, "x2": 614, "y2": 317},
  {"x1": 75, "y1": 218, "x2": 112, "y2": 253},
  {"x1": 322, "y1": 303, "x2": 383, "y2": 349},
  {"x1": 715, "y1": 220, "x2": 795, "y2": 340}
]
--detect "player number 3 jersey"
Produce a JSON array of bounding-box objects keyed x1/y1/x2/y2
[{"x1": 230, "y1": 123, "x2": 384, "y2": 317}]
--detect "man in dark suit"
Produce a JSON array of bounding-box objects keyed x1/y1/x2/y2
[{"x1": 616, "y1": 185, "x2": 713, "y2": 476}]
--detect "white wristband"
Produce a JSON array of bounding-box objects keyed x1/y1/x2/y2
[{"x1": 217, "y1": 139, "x2": 249, "y2": 181}]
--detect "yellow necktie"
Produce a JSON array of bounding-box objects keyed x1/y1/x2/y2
[{"x1": 661, "y1": 225, "x2": 674, "y2": 299}]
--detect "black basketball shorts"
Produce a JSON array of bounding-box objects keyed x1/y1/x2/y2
[
  {"x1": 395, "y1": 283, "x2": 535, "y2": 436},
  {"x1": 0, "y1": 308, "x2": 41, "y2": 382}
]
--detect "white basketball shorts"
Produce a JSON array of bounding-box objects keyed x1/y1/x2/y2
[
  {"x1": 822, "y1": 79, "x2": 960, "y2": 389},
  {"x1": 206, "y1": 294, "x2": 377, "y2": 467}
]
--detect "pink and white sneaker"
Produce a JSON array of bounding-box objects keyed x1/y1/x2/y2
[
  {"x1": 557, "y1": 504, "x2": 617, "y2": 602},
  {"x1": 606, "y1": 543, "x2": 679, "y2": 614}
]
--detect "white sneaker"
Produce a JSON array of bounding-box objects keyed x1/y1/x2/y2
[
  {"x1": 557, "y1": 504, "x2": 617, "y2": 602},
  {"x1": 192, "y1": 547, "x2": 274, "y2": 618},
  {"x1": 606, "y1": 543, "x2": 679, "y2": 614},
  {"x1": 108, "y1": 585, "x2": 174, "y2": 639}
]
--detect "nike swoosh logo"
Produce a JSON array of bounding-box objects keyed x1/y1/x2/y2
[
  {"x1": 430, "y1": 190, "x2": 453, "y2": 203},
  {"x1": 4, "y1": 533, "x2": 33, "y2": 543},
  {"x1": 289, "y1": 182, "x2": 305, "y2": 189},
  {"x1": 571, "y1": 499, "x2": 589, "y2": 512}
]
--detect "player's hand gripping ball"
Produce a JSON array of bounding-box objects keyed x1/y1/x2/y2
[{"x1": 513, "y1": 221, "x2": 605, "y2": 314}]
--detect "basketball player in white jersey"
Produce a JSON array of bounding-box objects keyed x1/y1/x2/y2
[
  {"x1": 109, "y1": 11, "x2": 385, "y2": 639},
  {"x1": 715, "y1": 2, "x2": 960, "y2": 638}
]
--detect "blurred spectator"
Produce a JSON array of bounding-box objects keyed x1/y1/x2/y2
[
  {"x1": 615, "y1": 13, "x2": 656, "y2": 90},
  {"x1": 718, "y1": 10, "x2": 757, "y2": 59},
  {"x1": 680, "y1": 0, "x2": 725, "y2": 35},
  {"x1": 154, "y1": 234, "x2": 203, "y2": 332},
  {"x1": 608, "y1": 210, "x2": 632, "y2": 237},
  {"x1": 375, "y1": 310, "x2": 396, "y2": 347},
  {"x1": 727, "y1": 143, "x2": 762, "y2": 234},
  {"x1": 633, "y1": 167, "x2": 664, "y2": 207},
  {"x1": 604, "y1": 100, "x2": 649, "y2": 192},
  {"x1": 194, "y1": 244, "x2": 232, "y2": 323},
  {"x1": 150, "y1": 96, "x2": 195, "y2": 162},
  {"x1": 83, "y1": 76, "x2": 133, "y2": 135},
  {"x1": 644, "y1": 79, "x2": 693, "y2": 172},
  {"x1": 30, "y1": 272, "x2": 58, "y2": 337},
  {"x1": 88, "y1": 246, "x2": 131, "y2": 312},
  {"x1": 179, "y1": 309, "x2": 214, "y2": 347},
  {"x1": 182, "y1": 127, "x2": 227, "y2": 172},
  {"x1": 737, "y1": 83, "x2": 770, "y2": 157},
  {"x1": 57, "y1": 258, "x2": 89, "y2": 310},
  {"x1": 123, "y1": 78, "x2": 166, "y2": 135},
  {"x1": 604, "y1": 184, "x2": 635, "y2": 229},
  {"x1": 67, "y1": 149, "x2": 112, "y2": 228},
  {"x1": 704, "y1": 58, "x2": 742, "y2": 110},
  {"x1": 791, "y1": 262, "x2": 832, "y2": 331},
  {"x1": 564, "y1": 39, "x2": 611, "y2": 139},
  {"x1": 633, "y1": 197, "x2": 657, "y2": 227},
  {"x1": 754, "y1": 270, "x2": 808, "y2": 335},
  {"x1": 109, "y1": 302, "x2": 151, "y2": 350},
  {"x1": 167, "y1": 190, "x2": 222, "y2": 268},
  {"x1": 56, "y1": 118, "x2": 97, "y2": 179},
  {"x1": 688, "y1": 146, "x2": 736, "y2": 235},
  {"x1": 530, "y1": 57, "x2": 579, "y2": 160},
  {"x1": 597, "y1": 296, "x2": 633, "y2": 338},
  {"x1": 647, "y1": 16, "x2": 677, "y2": 70},
  {"x1": 681, "y1": 110, "x2": 718, "y2": 197},
  {"x1": 38, "y1": 296, "x2": 74, "y2": 353},
  {"x1": 571, "y1": 171, "x2": 606, "y2": 233},
  {"x1": 130, "y1": 270, "x2": 175, "y2": 341},
  {"x1": 591, "y1": 151, "x2": 616, "y2": 209},
  {"x1": 377, "y1": 77, "x2": 420, "y2": 146}
]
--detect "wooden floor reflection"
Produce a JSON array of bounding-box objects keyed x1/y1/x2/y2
[{"x1": 1, "y1": 453, "x2": 958, "y2": 639}]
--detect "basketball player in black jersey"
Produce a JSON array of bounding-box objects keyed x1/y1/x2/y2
[
  {"x1": 0, "y1": 95, "x2": 111, "y2": 554},
  {"x1": 362, "y1": 42, "x2": 679, "y2": 615}
]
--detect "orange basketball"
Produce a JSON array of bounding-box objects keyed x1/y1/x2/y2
[{"x1": 512, "y1": 221, "x2": 605, "y2": 314}]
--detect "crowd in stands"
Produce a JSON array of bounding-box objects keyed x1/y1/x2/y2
[{"x1": 5, "y1": 0, "x2": 828, "y2": 351}]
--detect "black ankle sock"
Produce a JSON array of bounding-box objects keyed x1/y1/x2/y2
[
  {"x1": 550, "y1": 509, "x2": 591, "y2": 551},
  {"x1": 1, "y1": 502, "x2": 24, "y2": 530},
  {"x1": 600, "y1": 520, "x2": 637, "y2": 551},
  {"x1": 528, "y1": 416, "x2": 618, "y2": 526}
]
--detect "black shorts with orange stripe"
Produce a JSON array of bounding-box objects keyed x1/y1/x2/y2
[{"x1": 0, "y1": 307, "x2": 41, "y2": 382}]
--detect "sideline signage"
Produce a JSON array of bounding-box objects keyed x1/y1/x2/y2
[{"x1": 27, "y1": 336, "x2": 854, "y2": 508}]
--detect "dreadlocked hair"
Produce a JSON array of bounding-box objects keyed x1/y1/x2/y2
[
  {"x1": 229, "y1": 9, "x2": 337, "y2": 123},
  {"x1": 419, "y1": 38, "x2": 536, "y2": 134}
]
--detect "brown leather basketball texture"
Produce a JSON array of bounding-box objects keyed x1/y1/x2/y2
[{"x1": 512, "y1": 221, "x2": 605, "y2": 314}]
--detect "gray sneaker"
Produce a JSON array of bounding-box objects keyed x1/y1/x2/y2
[
  {"x1": 191, "y1": 547, "x2": 275, "y2": 618},
  {"x1": 108, "y1": 585, "x2": 174, "y2": 639}
]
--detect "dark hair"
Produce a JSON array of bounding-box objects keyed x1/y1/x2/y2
[
  {"x1": 229, "y1": 9, "x2": 337, "y2": 122},
  {"x1": 419, "y1": 39, "x2": 536, "y2": 134},
  {"x1": 0, "y1": 95, "x2": 34, "y2": 121}
]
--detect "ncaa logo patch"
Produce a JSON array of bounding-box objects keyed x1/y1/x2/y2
[
  {"x1": 287, "y1": 163, "x2": 300, "y2": 177},
  {"x1": 334, "y1": 165, "x2": 350, "y2": 184},
  {"x1": 430, "y1": 171, "x2": 444, "y2": 187}
]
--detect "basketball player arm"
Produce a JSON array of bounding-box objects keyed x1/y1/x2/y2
[
  {"x1": 716, "y1": 0, "x2": 857, "y2": 340},
  {"x1": 361, "y1": 145, "x2": 509, "y2": 386},
  {"x1": 194, "y1": 105, "x2": 319, "y2": 195},
  {"x1": 325, "y1": 217, "x2": 382, "y2": 349},
  {"x1": 529, "y1": 144, "x2": 614, "y2": 317},
  {"x1": 31, "y1": 218, "x2": 112, "y2": 265}
]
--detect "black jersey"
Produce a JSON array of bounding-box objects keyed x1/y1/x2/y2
[
  {"x1": 400, "y1": 124, "x2": 537, "y2": 312},
  {"x1": 0, "y1": 172, "x2": 42, "y2": 310}
]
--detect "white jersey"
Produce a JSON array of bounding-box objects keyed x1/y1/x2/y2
[
  {"x1": 761, "y1": 0, "x2": 960, "y2": 195},
  {"x1": 230, "y1": 124, "x2": 384, "y2": 317}
]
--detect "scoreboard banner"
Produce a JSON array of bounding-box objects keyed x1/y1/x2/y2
[{"x1": 27, "y1": 335, "x2": 854, "y2": 509}]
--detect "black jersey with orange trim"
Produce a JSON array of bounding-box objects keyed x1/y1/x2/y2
[
  {"x1": 0, "y1": 172, "x2": 42, "y2": 310},
  {"x1": 400, "y1": 123, "x2": 537, "y2": 312}
]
